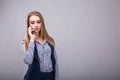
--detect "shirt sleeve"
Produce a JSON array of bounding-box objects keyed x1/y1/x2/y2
[
  {"x1": 54, "y1": 49, "x2": 59, "y2": 80},
  {"x1": 20, "y1": 41, "x2": 35, "y2": 65}
]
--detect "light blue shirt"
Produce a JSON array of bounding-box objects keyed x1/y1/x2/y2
[{"x1": 20, "y1": 40, "x2": 59, "y2": 80}]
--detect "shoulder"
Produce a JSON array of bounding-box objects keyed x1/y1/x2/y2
[
  {"x1": 47, "y1": 41, "x2": 54, "y2": 50},
  {"x1": 47, "y1": 41, "x2": 53, "y2": 47}
]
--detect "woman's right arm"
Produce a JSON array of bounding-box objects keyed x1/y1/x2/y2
[
  {"x1": 21, "y1": 42, "x2": 35, "y2": 65},
  {"x1": 21, "y1": 27, "x2": 36, "y2": 65}
]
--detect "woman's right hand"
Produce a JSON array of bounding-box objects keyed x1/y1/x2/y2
[{"x1": 28, "y1": 26, "x2": 36, "y2": 42}]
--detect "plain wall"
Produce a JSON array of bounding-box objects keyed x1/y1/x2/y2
[{"x1": 0, "y1": 0, "x2": 120, "y2": 80}]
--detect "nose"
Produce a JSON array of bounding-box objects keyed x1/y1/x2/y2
[{"x1": 34, "y1": 22, "x2": 38, "y2": 27}]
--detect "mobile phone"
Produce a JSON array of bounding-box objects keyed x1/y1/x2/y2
[
  {"x1": 29, "y1": 26, "x2": 35, "y2": 34},
  {"x1": 31, "y1": 31, "x2": 35, "y2": 34}
]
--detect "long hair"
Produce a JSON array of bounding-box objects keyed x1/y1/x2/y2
[{"x1": 24, "y1": 11, "x2": 55, "y2": 51}]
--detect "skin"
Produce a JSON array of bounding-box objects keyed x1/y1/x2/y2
[{"x1": 28, "y1": 15, "x2": 44, "y2": 44}]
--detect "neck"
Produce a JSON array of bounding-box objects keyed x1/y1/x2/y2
[
  {"x1": 34, "y1": 32, "x2": 44, "y2": 41},
  {"x1": 36, "y1": 36, "x2": 45, "y2": 45},
  {"x1": 36, "y1": 35, "x2": 43, "y2": 40}
]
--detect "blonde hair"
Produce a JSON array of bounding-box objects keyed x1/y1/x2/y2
[{"x1": 24, "y1": 11, "x2": 55, "y2": 51}]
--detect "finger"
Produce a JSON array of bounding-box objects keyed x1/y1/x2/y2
[
  {"x1": 28, "y1": 27, "x2": 31, "y2": 31},
  {"x1": 28, "y1": 27, "x2": 32, "y2": 34},
  {"x1": 28, "y1": 27, "x2": 33, "y2": 32},
  {"x1": 31, "y1": 28, "x2": 35, "y2": 31}
]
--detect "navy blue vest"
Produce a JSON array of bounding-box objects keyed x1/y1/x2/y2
[{"x1": 24, "y1": 42, "x2": 56, "y2": 80}]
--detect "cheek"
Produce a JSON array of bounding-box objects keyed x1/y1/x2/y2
[{"x1": 37, "y1": 26, "x2": 41, "y2": 31}]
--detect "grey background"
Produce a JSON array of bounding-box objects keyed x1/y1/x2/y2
[{"x1": 0, "y1": 0, "x2": 120, "y2": 80}]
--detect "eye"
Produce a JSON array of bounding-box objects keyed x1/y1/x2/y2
[
  {"x1": 30, "y1": 21, "x2": 35, "y2": 24},
  {"x1": 37, "y1": 20, "x2": 41, "y2": 24}
]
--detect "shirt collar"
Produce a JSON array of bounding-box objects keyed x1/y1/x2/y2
[{"x1": 35, "y1": 39, "x2": 47, "y2": 45}]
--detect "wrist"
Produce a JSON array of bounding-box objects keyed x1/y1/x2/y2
[{"x1": 30, "y1": 38, "x2": 35, "y2": 42}]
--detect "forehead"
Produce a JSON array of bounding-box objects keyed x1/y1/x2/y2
[{"x1": 29, "y1": 15, "x2": 40, "y2": 21}]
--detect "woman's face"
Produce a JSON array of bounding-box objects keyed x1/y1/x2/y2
[{"x1": 29, "y1": 15, "x2": 42, "y2": 34}]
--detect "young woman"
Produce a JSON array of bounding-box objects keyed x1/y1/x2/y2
[{"x1": 21, "y1": 11, "x2": 59, "y2": 80}]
